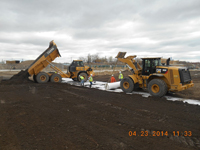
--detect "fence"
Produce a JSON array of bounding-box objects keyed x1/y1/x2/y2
[{"x1": 91, "y1": 65, "x2": 127, "y2": 69}]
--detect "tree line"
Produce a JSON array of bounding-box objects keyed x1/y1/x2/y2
[{"x1": 79, "y1": 54, "x2": 117, "y2": 64}]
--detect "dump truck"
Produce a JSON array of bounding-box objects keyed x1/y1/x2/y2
[
  {"x1": 116, "y1": 52, "x2": 194, "y2": 97},
  {"x1": 27, "y1": 40, "x2": 94, "y2": 83}
]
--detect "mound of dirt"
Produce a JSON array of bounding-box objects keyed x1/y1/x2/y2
[{"x1": 1, "y1": 70, "x2": 32, "y2": 84}]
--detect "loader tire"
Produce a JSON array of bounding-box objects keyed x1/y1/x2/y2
[
  {"x1": 50, "y1": 73, "x2": 62, "y2": 83},
  {"x1": 36, "y1": 72, "x2": 49, "y2": 83},
  {"x1": 148, "y1": 79, "x2": 167, "y2": 97},
  {"x1": 33, "y1": 74, "x2": 37, "y2": 83},
  {"x1": 120, "y1": 77, "x2": 134, "y2": 93},
  {"x1": 78, "y1": 72, "x2": 88, "y2": 82}
]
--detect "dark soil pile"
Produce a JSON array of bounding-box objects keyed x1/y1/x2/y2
[{"x1": 1, "y1": 70, "x2": 32, "y2": 84}]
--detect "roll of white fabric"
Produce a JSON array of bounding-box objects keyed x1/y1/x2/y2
[{"x1": 105, "y1": 81, "x2": 120, "y2": 90}]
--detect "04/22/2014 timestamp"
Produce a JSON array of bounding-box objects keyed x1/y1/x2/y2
[{"x1": 129, "y1": 131, "x2": 192, "y2": 137}]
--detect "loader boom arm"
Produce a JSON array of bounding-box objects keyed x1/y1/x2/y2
[{"x1": 116, "y1": 52, "x2": 142, "y2": 74}]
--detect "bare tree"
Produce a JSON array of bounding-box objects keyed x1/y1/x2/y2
[
  {"x1": 91, "y1": 54, "x2": 99, "y2": 63},
  {"x1": 108, "y1": 56, "x2": 113, "y2": 62},
  {"x1": 98, "y1": 56, "x2": 107, "y2": 63},
  {"x1": 87, "y1": 54, "x2": 92, "y2": 64},
  {"x1": 78, "y1": 57, "x2": 86, "y2": 63}
]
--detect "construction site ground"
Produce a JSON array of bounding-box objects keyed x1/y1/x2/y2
[{"x1": 0, "y1": 70, "x2": 200, "y2": 150}]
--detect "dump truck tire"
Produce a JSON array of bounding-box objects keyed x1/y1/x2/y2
[
  {"x1": 120, "y1": 77, "x2": 134, "y2": 93},
  {"x1": 148, "y1": 79, "x2": 167, "y2": 97},
  {"x1": 50, "y1": 73, "x2": 62, "y2": 83},
  {"x1": 33, "y1": 74, "x2": 37, "y2": 83},
  {"x1": 78, "y1": 72, "x2": 88, "y2": 82},
  {"x1": 36, "y1": 72, "x2": 49, "y2": 83}
]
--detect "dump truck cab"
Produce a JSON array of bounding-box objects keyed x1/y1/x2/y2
[
  {"x1": 69, "y1": 60, "x2": 85, "y2": 72},
  {"x1": 68, "y1": 60, "x2": 93, "y2": 82}
]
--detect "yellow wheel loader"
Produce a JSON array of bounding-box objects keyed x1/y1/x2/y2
[
  {"x1": 116, "y1": 52, "x2": 194, "y2": 97},
  {"x1": 27, "y1": 40, "x2": 94, "y2": 83}
]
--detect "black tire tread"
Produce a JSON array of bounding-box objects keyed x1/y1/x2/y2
[
  {"x1": 36, "y1": 72, "x2": 49, "y2": 83},
  {"x1": 120, "y1": 77, "x2": 134, "y2": 93},
  {"x1": 78, "y1": 72, "x2": 88, "y2": 82},
  {"x1": 50, "y1": 73, "x2": 62, "y2": 83},
  {"x1": 148, "y1": 79, "x2": 168, "y2": 97}
]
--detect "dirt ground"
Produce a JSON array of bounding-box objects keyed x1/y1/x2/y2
[{"x1": 0, "y1": 70, "x2": 200, "y2": 150}]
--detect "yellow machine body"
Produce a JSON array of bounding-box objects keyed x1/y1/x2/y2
[
  {"x1": 116, "y1": 52, "x2": 194, "y2": 97},
  {"x1": 27, "y1": 41, "x2": 94, "y2": 83}
]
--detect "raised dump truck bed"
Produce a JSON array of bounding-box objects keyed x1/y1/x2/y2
[
  {"x1": 27, "y1": 40, "x2": 94, "y2": 83},
  {"x1": 27, "y1": 40, "x2": 61, "y2": 76}
]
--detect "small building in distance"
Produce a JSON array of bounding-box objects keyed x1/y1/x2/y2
[{"x1": 6, "y1": 60, "x2": 20, "y2": 64}]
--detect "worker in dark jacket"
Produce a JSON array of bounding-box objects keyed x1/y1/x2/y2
[{"x1": 111, "y1": 75, "x2": 116, "y2": 83}]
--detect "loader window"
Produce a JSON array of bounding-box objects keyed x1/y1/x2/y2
[
  {"x1": 151, "y1": 59, "x2": 157, "y2": 74},
  {"x1": 142, "y1": 59, "x2": 151, "y2": 75},
  {"x1": 153, "y1": 59, "x2": 161, "y2": 66},
  {"x1": 142, "y1": 59, "x2": 160, "y2": 75},
  {"x1": 145, "y1": 60, "x2": 151, "y2": 67}
]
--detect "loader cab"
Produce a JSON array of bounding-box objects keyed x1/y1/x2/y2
[
  {"x1": 141, "y1": 58, "x2": 161, "y2": 75},
  {"x1": 69, "y1": 60, "x2": 84, "y2": 72}
]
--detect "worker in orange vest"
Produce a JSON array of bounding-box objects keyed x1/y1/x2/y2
[{"x1": 110, "y1": 75, "x2": 116, "y2": 83}]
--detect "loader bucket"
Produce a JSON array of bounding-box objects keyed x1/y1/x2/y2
[{"x1": 115, "y1": 52, "x2": 126, "y2": 58}]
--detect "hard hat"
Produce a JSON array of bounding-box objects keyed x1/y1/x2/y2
[
  {"x1": 112, "y1": 74, "x2": 113, "y2": 76},
  {"x1": 119, "y1": 71, "x2": 121, "y2": 73},
  {"x1": 91, "y1": 74, "x2": 93, "y2": 76},
  {"x1": 79, "y1": 75, "x2": 81, "y2": 77}
]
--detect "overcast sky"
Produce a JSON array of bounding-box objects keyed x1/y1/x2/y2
[{"x1": 0, "y1": 0, "x2": 200, "y2": 63}]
